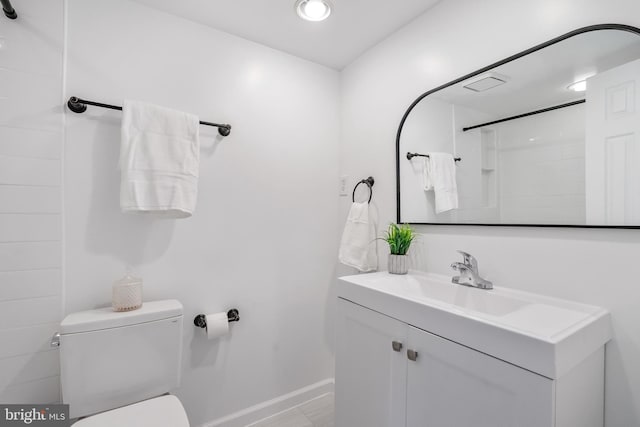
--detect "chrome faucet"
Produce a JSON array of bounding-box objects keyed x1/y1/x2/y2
[{"x1": 450, "y1": 250, "x2": 493, "y2": 290}]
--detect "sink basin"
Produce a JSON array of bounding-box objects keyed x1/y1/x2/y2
[
  {"x1": 338, "y1": 271, "x2": 611, "y2": 379},
  {"x1": 386, "y1": 273, "x2": 530, "y2": 316}
]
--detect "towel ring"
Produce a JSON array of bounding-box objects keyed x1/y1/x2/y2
[{"x1": 352, "y1": 177, "x2": 375, "y2": 203}]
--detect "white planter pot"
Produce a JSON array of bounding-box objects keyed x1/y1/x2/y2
[{"x1": 388, "y1": 254, "x2": 409, "y2": 275}]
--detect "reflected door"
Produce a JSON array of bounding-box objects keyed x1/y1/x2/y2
[{"x1": 586, "y1": 58, "x2": 640, "y2": 224}]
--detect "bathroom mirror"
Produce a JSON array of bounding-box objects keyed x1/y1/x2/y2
[{"x1": 397, "y1": 24, "x2": 640, "y2": 228}]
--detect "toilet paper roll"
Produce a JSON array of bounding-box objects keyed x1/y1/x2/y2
[{"x1": 205, "y1": 312, "x2": 229, "y2": 339}]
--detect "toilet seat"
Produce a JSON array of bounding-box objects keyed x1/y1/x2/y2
[{"x1": 72, "y1": 395, "x2": 189, "y2": 427}]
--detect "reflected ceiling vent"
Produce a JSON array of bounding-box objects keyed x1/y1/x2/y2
[{"x1": 463, "y1": 72, "x2": 510, "y2": 92}]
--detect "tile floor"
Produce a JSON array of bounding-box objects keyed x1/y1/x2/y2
[{"x1": 248, "y1": 393, "x2": 334, "y2": 427}]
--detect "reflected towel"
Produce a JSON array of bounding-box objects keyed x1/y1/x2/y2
[
  {"x1": 338, "y1": 202, "x2": 377, "y2": 272},
  {"x1": 422, "y1": 158, "x2": 433, "y2": 191},
  {"x1": 423, "y1": 152, "x2": 458, "y2": 213},
  {"x1": 120, "y1": 100, "x2": 200, "y2": 218}
]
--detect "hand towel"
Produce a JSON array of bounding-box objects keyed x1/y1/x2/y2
[
  {"x1": 423, "y1": 152, "x2": 458, "y2": 214},
  {"x1": 120, "y1": 100, "x2": 200, "y2": 218},
  {"x1": 422, "y1": 158, "x2": 434, "y2": 191},
  {"x1": 338, "y1": 202, "x2": 377, "y2": 272}
]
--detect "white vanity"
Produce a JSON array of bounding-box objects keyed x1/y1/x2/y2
[{"x1": 335, "y1": 271, "x2": 611, "y2": 427}]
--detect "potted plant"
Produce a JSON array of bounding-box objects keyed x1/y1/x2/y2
[{"x1": 381, "y1": 223, "x2": 416, "y2": 275}]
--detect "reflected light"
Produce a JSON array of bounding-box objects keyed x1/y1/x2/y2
[{"x1": 567, "y1": 80, "x2": 587, "y2": 92}]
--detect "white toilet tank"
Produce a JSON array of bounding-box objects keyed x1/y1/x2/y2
[{"x1": 59, "y1": 300, "x2": 183, "y2": 418}]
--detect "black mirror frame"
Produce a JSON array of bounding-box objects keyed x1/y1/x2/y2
[{"x1": 395, "y1": 23, "x2": 640, "y2": 229}]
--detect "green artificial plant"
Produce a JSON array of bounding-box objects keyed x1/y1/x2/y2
[{"x1": 381, "y1": 223, "x2": 416, "y2": 256}]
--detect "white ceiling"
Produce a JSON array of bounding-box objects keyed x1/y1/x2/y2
[{"x1": 132, "y1": 0, "x2": 441, "y2": 70}]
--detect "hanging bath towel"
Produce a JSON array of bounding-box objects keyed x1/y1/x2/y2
[
  {"x1": 338, "y1": 202, "x2": 378, "y2": 272},
  {"x1": 423, "y1": 152, "x2": 458, "y2": 214},
  {"x1": 120, "y1": 100, "x2": 200, "y2": 218}
]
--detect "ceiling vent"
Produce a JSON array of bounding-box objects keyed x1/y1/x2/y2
[{"x1": 463, "y1": 72, "x2": 509, "y2": 92}]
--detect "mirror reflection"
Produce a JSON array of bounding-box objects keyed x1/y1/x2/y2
[{"x1": 398, "y1": 27, "x2": 640, "y2": 226}]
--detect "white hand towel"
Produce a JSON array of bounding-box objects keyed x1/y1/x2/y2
[
  {"x1": 120, "y1": 100, "x2": 200, "y2": 218},
  {"x1": 338, "y1": 202, "x2": 377, "y2": 272},
  {"x1": 424, "y1": 152, "x2": 458, "y2": 214}
]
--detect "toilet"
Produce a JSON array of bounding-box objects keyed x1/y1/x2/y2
[{"x1": 57, "y1": 299, "x2": 189, "y2": 426}]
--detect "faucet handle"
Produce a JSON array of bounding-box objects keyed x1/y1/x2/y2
[{"x1": 456, "y1": 250, "x2": 478, "y2": 270}]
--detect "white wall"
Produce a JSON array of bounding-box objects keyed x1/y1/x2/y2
[
  {"x1": 0, "y1": 0, "x2": 64, "y2": 403},
  {"x1": 64, "y1": 0, "x2": 340, "y2": 425},
  {"x1": 340, "y1": 0, "x2": 640, "y2": 425}
]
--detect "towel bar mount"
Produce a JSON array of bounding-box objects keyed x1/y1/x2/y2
[{"x1": 352, "y1": 176, "x2": 375, "y2": 204}]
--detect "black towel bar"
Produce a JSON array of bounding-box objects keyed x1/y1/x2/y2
[
  {"x1": 67, "y1": 96, "x2": 232, "y2": 137},
  {"x1": 406, "y1": 152, "x2": 461, "y2": 162}
]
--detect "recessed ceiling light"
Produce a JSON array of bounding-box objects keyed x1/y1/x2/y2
[
  {"x1": 567, "y1": 80, "x2": 587, "y2": 92},
  {"x1": 295, "y1": 0, "x2": 332, "y2": 22}
]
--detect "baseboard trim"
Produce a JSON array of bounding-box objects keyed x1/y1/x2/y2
[{"x1": 201, "y1": 378, "x2": 335, "y2": 427}]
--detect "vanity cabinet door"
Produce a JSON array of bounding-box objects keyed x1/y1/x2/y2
[
  {"x1": 405, "y1": 325, "x2": 554, "y2": 427},
  {"x1": 335, "y1": 298, "x2": 408, "y2": 427}
]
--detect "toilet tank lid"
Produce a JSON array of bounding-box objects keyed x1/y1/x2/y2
[{"x1": 60, "y1": 300, "x2": 183, "y2": 334}]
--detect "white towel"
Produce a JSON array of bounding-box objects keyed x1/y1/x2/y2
[
  {"x1": 422, "y1": 158, "x2": 433, "y2": 191},
  {"x1": 423, "y1": 152, "x2": 458, "y2": 214},
  {"x1": 120, "y1": 100, "x2": 200, "y2": 218},
  {"x1": 338, "y1": 202, "x2": 377, "y2": 272}
]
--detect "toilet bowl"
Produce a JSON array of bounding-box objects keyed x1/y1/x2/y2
[{"x1": 56, "y1": 300, "x2": 189, "y2": 426}]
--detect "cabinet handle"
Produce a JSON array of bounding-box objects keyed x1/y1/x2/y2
[
  {"x1": 407, "y1": 349, "x2": 418, "y2": 361},
  {"x1": 391, "y1": 341, "x2": 403, "y2": 352}
]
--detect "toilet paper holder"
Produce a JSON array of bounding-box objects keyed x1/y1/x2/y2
[{"x1": 193, "y1": 309, "x2": 240, "y2": 328}]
